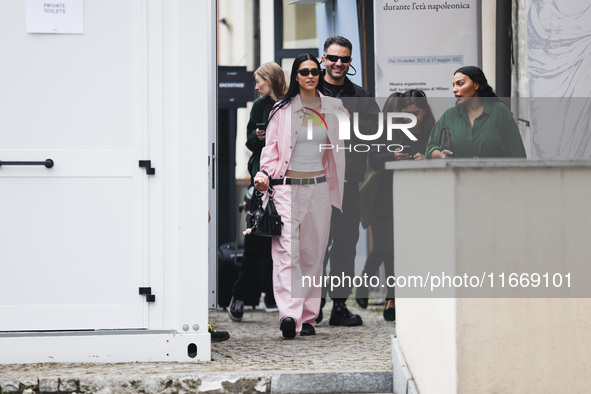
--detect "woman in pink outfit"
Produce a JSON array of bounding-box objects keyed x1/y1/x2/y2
[{"x1": 254, "y1": 53, "x2": 345, "y2": 339}]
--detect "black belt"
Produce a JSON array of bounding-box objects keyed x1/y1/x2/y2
[{"x1": 271, "y1": 175, "x2": 327, "y2": 186}]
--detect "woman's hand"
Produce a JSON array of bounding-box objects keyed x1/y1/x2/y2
[
  {"x1": 431, "y1": 149, "x2": 454, "y2": 158},
  {"x1": 254, "y1": 175, "x2": 269, "y2": 192},
  {"x1": 440, "y1": 149, "x2": 453, "y2": 158},
  {"x1": 256, "y1": 128, "x2": 266, "y2": 140},
  {"x1": 394, "y1": 151, "x2": 412, "y2": 160},
  {"x1": 413, "y1": 153, "x2": 425, "y2": 160}
]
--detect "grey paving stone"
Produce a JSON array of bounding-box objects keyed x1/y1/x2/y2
[
  {"x1": 38, "y1": 377, "x2": 59, "y2": 393},
  {"x1": 0, "y1": 379, "x2": 21, "y2": 393},
  {"x1": 18, "y1": 378, "x2": 38, "y2": 390},
  {"x1": 271, "y1": 371, "x2": 393, "y2": 393},
  {"x1": 58, "y1": 377, "x2": 78, "y2": 392}
]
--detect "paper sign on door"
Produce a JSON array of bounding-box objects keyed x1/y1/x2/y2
[{"x1": 26, "y1": 0, "x2": 84, "y2": 34}]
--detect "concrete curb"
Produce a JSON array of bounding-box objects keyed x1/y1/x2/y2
[
  {"x1": 271, "y1": 371, "x2": 393, "y2": 393},
  {"x1": 1, "y1": 371, "x2": 393, "y2": 394},
  {"x1": 1, "y1": 374, "x2": 270, "y2": 394}
]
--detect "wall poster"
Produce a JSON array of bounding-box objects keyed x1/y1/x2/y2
[{"x1": 374, "y1": 0, "x2": 481, "y2": 99}]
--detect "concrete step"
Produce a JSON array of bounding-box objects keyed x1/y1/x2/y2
[
  {"x1": 1, "y1": 371, "x2": 393, "y2": 393},
  {"x1": 1, "y1": 302, "x2": 396, "y2": 393}
]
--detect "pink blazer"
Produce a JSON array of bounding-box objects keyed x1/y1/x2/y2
[{"x1": 257, "y1": 92, "x2": 346, "y2": 210}]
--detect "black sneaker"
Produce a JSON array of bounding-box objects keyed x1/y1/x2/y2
[
  {"x1": 228, "y1": 297, "x2": 244, "y2": 322},
  {"x1": 264, "y1": 296, "x2": 278, "y2": 312},
  {"x1": 209, "y1": 323, "x2": 230, "y2": 342},
  {"x1": 329, "y1": 301, "x2": 363, "y2": 326}
]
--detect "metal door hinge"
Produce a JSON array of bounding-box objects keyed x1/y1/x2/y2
[
  {"x1": 139, "y1": 287, "x2": 156, "y2": 302},
  {"x1": 139, "y1": 160, "x2": 155, "y2": 175}
]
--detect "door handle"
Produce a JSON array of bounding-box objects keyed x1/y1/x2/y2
[{"x1": 0, "y1": 159, "x2": 54, "y2": 168}]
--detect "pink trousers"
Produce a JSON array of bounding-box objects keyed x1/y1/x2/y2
[{"x1": 271, "y1": 181, "x2": 332, "y2": 333}]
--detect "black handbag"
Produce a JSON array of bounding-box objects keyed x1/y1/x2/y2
[
  {"x1": 244, "y1": 185, "x2": 282, "y2": 237},
  {"x1": 438, "y1": 127, "x2": 453, "y2": 152}
]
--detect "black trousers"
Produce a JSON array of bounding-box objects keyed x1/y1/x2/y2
[
  {"x1": 360, "y1": 213, "x2": 395, "y2": 299},
  {"x1": 323, "y1": 181, "x2": 361, "y2": 302},
  {"x1": 359, "y1": 174, "x2": 394, "y2": 300},
  {"x1": 232, "y1": 233, "x2": 275, "y2": 304}
]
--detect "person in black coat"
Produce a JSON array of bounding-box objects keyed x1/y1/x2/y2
[
  {"x1": 319, "y1": 36, "x2": 380, "y2": 326},
  {"x1": 228, "y1": 62, "x2": 287, "y2": 322}
]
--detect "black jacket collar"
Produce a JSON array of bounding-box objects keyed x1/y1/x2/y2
[{"x1": 322, "y1": 71, "x2": 357, "y2": 97}]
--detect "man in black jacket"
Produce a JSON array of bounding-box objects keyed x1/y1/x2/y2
[{"x1": 320, "y1": 36, "x2": 380, "y2": 326}]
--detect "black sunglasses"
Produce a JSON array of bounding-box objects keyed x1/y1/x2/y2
[
  {"x1": 325, "y1": 54, "x2": 352, "y2": 63},
  {"x1": 297, "y1": 68, "x2": 321, "y2": 77}
]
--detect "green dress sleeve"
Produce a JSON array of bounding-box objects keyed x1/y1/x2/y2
[
  {"x1": 425, "y1": 111, "x2": 449, "y2": 159},
  {"x1": 499, "y1": 104, "x2": 527, "y2": 158}
]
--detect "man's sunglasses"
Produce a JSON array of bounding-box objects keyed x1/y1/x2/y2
[
  {"x1": 297, "y1": 68, "x2": 321, "y2": 77},
  {"x1": 325, "y1": 54, "x2": 352, "y2": 63}
]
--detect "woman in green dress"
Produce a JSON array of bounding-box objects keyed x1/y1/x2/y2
[{"x1": 426, "y1": 66, "x2": 526, "y2": 159}]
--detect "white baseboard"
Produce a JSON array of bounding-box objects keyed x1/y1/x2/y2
[{"x1": 391, "y1": 335, "x2": 419, "y2": 394}]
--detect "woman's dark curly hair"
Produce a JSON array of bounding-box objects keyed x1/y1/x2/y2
[{"x1": 454, "y1": 65, "x2": 498, "y2": 98}]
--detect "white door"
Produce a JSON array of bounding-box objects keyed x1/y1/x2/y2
[{"x1": 0, "y1": 1, "x2": 152, "y2": 331}]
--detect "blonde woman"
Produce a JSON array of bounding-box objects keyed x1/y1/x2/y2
[
  {"x1": 245, "y1": 62, "x2": 288, "y2": 177},
  {"x1": 228, "y1": 62, "x2": 287, "y2": 322}
]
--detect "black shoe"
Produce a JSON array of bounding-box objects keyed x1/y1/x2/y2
[
  {"x1": 315, "y1": 297, "x2": 326, "y2": 324},
  {"x1": 383, "y1": 303, "x2": 396, "y2": 322},
  {"x1": 209, "y1": 323, "x2": 230, "y2": 342},
  {"x1": 280, "y1": 317, "x2": 296, "y2": 339},
  {"x1": 329, "y1": 302, "x2": 363, "y2": 326},
  {"x1": 300, "y1": 323, "x2": 316, "y2": 336},
  {"x1": 355, "y1": 297, "x2": 368, "y2": 309},
  {"x1": 315, "y1": 308, "x2": 323, "y2": 324},
  {"x1": 228, "y1": 297, "x2": 244, "y2": 322},
  {"x1": 355, "y1": 284, "x2": 369, "y2": 309}
]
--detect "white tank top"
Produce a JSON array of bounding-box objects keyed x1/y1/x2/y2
[{"x1": 288, "y1": 125, "x2": 328, "y2": 172}]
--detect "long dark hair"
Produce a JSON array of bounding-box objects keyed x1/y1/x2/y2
[
  {"x1": 454, "y1": 66, "x2": 498, "y2": 99},
  {"x1": 268, "y1": 53, "x2": 323, "y2": 122},
  {"x1": 382, "y1": 92, "x2": 402, "y2": 118},
  {"x1": 396, "y1": 89, "x2": 436, "y2": 134}
]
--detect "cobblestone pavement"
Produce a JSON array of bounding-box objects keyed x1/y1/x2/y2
[
  {"x1": 207, "y1": 299, "x2": 395, "y2": 372},
  {"x1": 0, "y1": 300, "x2": 396, "y2": 393}
]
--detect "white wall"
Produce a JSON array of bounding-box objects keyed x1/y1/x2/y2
[
  {"x1": 394, "y1": 169, "x2": 458, "y2": 393},
  {"x1": 390, "y1": 161, "x2": 591, "y2": 392},
  {"x1": 481, "y1": 0, "x2": 496, "y2": 88},
  {"x1": 260, "y1": 0, "x2": 275, "y2": 64},
  {"x1": 218, "y1": 0, "x2": 255, "y2": 181}
]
